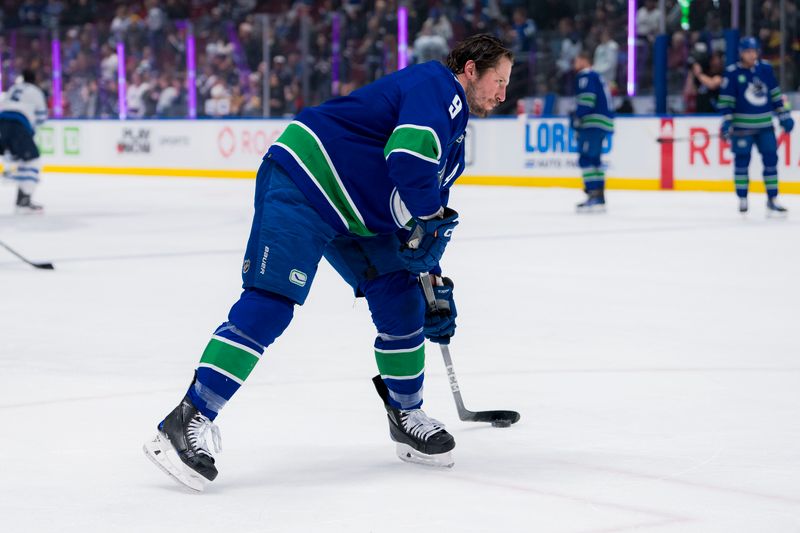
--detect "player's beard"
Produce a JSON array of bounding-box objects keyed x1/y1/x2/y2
[{"x1": 465, "y1": 79, "x2": 491, "y2": 118}]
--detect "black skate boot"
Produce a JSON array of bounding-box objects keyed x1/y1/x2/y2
[
  {"x1": 738, "y1": 197, "x2": 748, "y2": 214},
  {"x1": 143, "y1": 393, "x2": 221, "y2": 491},
  {"x1": 373, "y1": 375, "x2": 455, "y2": 468},
  {"x1": 576, "y1": 189, "x2": 606, "y2": 213},
  {"x1": 766, "y1": 197, "x2": 788, "y2": 217},
  {"x1": 15, "y1": 189, "x2": 43, "y2": 214}
]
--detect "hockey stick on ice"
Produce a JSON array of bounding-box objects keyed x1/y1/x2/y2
[
  {"x1": 0, "y1": 240, "x2": 54, "y2": 270},
  {"x1": 419, "y1": 273, "x2": 520, "y2": 427}
]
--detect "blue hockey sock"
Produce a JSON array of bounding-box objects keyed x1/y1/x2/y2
[
  {"x1": 374, "y1": 333, "x2": 426, "y2": 410},
  {"x1": 188, "y1": 288, "x2": 295, "y2": 420}
]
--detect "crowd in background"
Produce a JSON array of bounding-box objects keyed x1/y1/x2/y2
[{"x1": 0, "y1": 0, "x2": 797, "y2": 118}]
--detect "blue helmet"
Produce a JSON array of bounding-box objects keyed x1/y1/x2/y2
[{"x1": 739, "y1": 37, "x2": 760, "y2": 52}]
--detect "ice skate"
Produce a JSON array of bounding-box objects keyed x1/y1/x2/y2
[
  {"x1": 576, "y1": 189, "x2": 606, "y2": 213},
  {"x1": 15, "y1": 189, "x2": 43, "y2": 214},
  {"x1": 738, "y1": 197, "x2": 748, "y2": 214},
  {"x1": 143, "y1": 395, "x2": 221, "y2": 492},
  {"x1": 766, "y1": 197, "x2": 787, "y2": 218},
  {"x1": 373, "y1": 376, "x2": 455, "y2": 468}
]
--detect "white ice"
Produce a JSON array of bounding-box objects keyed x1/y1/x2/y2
[{"x1": 1, "y1": 174, "x2": 799, "y2": 533}]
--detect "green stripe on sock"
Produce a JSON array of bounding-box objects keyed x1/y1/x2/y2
[
  {"x1": 200, "y1": 338, "x2": 260, "y2": 382},
  {"x1": 375, "y1": 344, "x2": 425, "y2": 378}
]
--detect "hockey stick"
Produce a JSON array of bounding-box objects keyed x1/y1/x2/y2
[
  {"x1": 419, "y1": 274, "x2": 520, "y2": 427},
  {"x1": 656, "y1": 129, "x2": 758, "y2": 143},
  {"x1": 0, "y1": 240, "x2": 54, "y2": 270}
]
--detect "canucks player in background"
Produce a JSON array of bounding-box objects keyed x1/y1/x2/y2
[
  {"x1": 144, "y1": 34, "x2": 513, "y2": 491},
  {"x1": 0, "y1": 69, "x2": 48, "y2": 212},
  {"x1": 718, "y1": 37, "x2": 794, "y2": 215},
  {"x1": 571, "y1": 50, "x2": 614, "y2": 213}
]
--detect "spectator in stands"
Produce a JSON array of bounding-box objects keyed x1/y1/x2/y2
[
  {"x1": 511, "y1": 7, "x2": 536, "y2": 54},
  {"x1": 636, "y1": 0, "x2": 662, "y2": 89},
  {"x1": 667, "y1": 30, "x2": 689, "y2": 92},
  {"x1": 127, "y1": 70, "x2": 151, "y2": 118},
  {"x1": 637, "y1": 0, "x2": 662, "y2": 43},
  {"x1": 99, "y1": 43, "x2": 118, "y2": 82},
  {"x1": 593, "y1": 27, "x2": 618, "y2": 88},
  {"x1": 62, "y1": 0, "x2": 94, "y2": 27},
  {"x1": 156, "y1": 75, "x2": 183, "y2": 117},
  {"x1": 110, "y1": 5, "x2": 132, "y2": 36},
  {"x1": 687, "y1": 47, "x2": 723, "y2": 113},
  {"x1": 424, "y1": 7, "x2": 453, "y2": 44},
  {"x1": 413, "y1": 19, "x2": 449, "y2": 64},
  {"x1": 18, "y1": 0, "x2": 42, "y2": 27},
  {"x1": 555, "y1": 17, "x2": 581, "y2": 94}
]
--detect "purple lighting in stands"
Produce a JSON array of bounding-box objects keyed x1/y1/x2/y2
[
  {"x1": 117, "y1": 40, "x2": 127, "y2": 119},
  {"x1": 627, "y1": 0, "x2": 636, "y2": 96},
  {"x1": 51, "y1": 38, "x2": 63, "y2": 118},
  {"x1": 397, "y1": 6, "x2": 408, "y2": 70},
  {"x1": 186, "y1": 28, "x2": 197, "y2": 119}
]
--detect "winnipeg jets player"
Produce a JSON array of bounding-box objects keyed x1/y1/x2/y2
[{"x1": 0, "y1": 69, "x2": 48, "y2": 212}]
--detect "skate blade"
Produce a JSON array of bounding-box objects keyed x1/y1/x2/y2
[
  {"x1": 395, "y1": 443, "x2": 454, "y2": 468},
  {"x1": 766, "y1": 210, "x2": 788, "y2": 219},
  {"x1": 576, "y1": 205, "x2": 606, "y2": 214},
  {"x1": 143, "y1": 433, "x2": 208, "y2": 492},
  {"x1": 14, "y1": 206, "x2": 44, "y2": 215}
]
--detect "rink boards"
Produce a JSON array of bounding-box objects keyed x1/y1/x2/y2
[{"x1": 28, "y1": 113, "x2": 800, "y2": 194}]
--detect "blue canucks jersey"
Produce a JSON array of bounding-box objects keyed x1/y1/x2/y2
[
  {"x1": 268, "y1": 61, "x2": 468, "y2": 237},
  {"x1": 574, "y1": 69, "x2": 614, "y2": 133},
  {"x1": 718, "y1": 61, "x2": 786, "y2": 129}
]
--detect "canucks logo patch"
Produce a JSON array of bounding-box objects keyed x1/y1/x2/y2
[
  {"x1": 744, "y1": 77, "x2": 768, "y2": 106},
  {"x1": 289, "y1": 269, "x2": 308, "y2": 287}
]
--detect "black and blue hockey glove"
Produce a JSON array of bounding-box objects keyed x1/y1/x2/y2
[
  {"x1": 401, "y1": 207, "x2": 458, "y2": 274},
  {"x1": 778, "y1": 112, "x2": 794, "y2": 134},
  {"x1": 423, "y1": 276, "x2": 457, "y2": 345}
]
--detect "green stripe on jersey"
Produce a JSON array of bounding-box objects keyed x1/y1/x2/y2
[
  {"x1": 732, "y1": 116, "x2": 773, "y2": 126},
  {"x1": 384, "y1": 125, "x2": 441, "y2": 164},
  {"x1": 582, "y1": 114, "x2": 614, "y2": 131},
  {"x1": 375, "y1": 343, "x2": 425, "y2": 379},
  {"x1": 199, "y1": 337, "x2": 260, "y2": 382},
  {"x1": 274, "y1": 122, "x2": 374, "y2": 237}
]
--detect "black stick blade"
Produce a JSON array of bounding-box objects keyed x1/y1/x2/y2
[
  {"x1": 33, "y1": 262, "x2": 55, "y2": 270},
  {"x1": 462, "y1": 410, "x2": 520, "y2": 426}
]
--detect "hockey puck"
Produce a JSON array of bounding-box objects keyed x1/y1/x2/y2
[{"x1": 492, "y1": 420, "x2": 512, "y2": 428}]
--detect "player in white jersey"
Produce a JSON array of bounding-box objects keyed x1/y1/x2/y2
[{"x1": 0, "y1": 69, "x2": 48, "y2": 212}]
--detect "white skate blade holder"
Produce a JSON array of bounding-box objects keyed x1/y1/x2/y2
[
  {"x1": 395, "y1": 443, "x2": 454, "y2": 468},
  {"x1": 576, "y1": 204, "x2": 606, "y2": 214},
  {"x1": 143, "y1": 433, "x2": 208, "y2": 492}
]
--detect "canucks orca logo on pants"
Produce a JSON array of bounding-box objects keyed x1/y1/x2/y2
[{"x1": 289, "y1": 269, "x2": 308, "y2": 287}]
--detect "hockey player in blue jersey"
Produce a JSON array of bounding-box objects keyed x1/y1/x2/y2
[
  {"x1": 718, "y1": 37, "x2": 794, "y2": 215},
  {"x1": 572, "y1": 51, "x2": 614, "y2": 213},
  {"x1": 144, "y1": 34, "x2": 513, "y2": 490}
]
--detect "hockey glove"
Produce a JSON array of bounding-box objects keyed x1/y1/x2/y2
[
  {"x1": 779, "y1": 112, "x2": 794, "y2": 134},
  {"x1": 570, "y1": 111, "x2": 582, "y2": 130},
  {"x1": 720, "y1": 119, "x2": 732, "y2": 140},
  {"x1": 401, "y1": 207, "x2": 459, "y2": 274},
  {"x1": 423, "y1": 276, "x2": 457, "y2": 345}
]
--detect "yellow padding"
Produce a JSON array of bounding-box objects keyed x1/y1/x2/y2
[{"x1": 9, "y1": 165, "x2": 800, "y2": 194}]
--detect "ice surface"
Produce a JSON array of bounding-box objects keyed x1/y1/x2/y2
[{"x1": 1, "y1": 175, "x2": 799, "y2": 532}]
